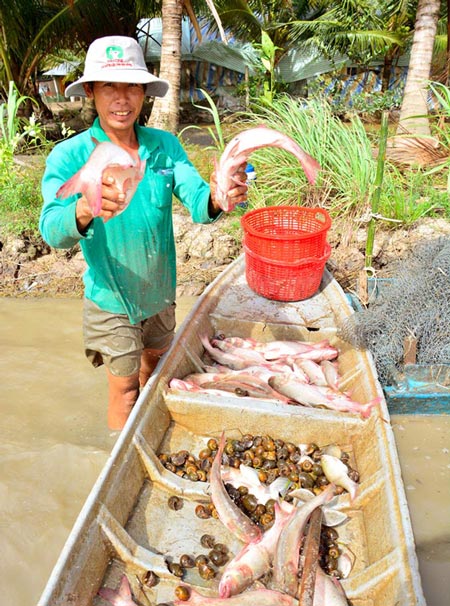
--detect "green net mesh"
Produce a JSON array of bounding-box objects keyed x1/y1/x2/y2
[{"x1": 339, "y1": 237, "x2": 450, "y2": 385}]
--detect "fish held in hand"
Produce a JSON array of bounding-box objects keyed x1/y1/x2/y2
[
  {"x1": 57, "y1": 138, "x2": 146, "y2": 217},
  {"x1": 215, "y1": 126, "x2": 321, "y2": 211}
]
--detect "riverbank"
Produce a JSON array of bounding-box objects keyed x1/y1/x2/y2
[{"x1": 2, "y1": 214, "x2": 450, "y2": 299}]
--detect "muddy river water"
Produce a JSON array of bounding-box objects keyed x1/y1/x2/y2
[{"x1": 0, "y1": 298, "x2": 449, "y2": 606}]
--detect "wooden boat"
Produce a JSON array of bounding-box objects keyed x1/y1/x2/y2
[{"x1": 37, "y1": 255, "x2": 425, "y2": 606}]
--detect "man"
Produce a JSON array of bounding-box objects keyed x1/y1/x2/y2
[{"x1": 40, "y1": 36, "x2": 247, "y2": 430}]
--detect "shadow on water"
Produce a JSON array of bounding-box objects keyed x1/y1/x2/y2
[{"x1": 0, "y1": 297, "x2": 448, "y2": 605}]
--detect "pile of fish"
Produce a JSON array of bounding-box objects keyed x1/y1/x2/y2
[
  {"x1": 169, "y1": 335, "x2": 379, "y2": 418},
  {"x1": 98, "y1": 432, "x2": 358, "y2": 605}
]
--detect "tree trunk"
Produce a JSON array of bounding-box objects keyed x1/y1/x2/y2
[
  {"x1": 147, "y1": 0, "x2": 182, "y2": 133},
  {"x1": 80, "y1": 97, "x2": 97, "y2": 127},
  {"x1": 396, "y1": 0, "x2": 440, "y2": 137}
]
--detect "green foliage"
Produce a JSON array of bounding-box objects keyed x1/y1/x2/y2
[
  {"x1": 0, "y1": 81, "x2": 73, "y2": 161},
  {"x1": 425, "y1": 81, "x2": 450, "y2": 194},
  {"x1": 0, "y1": 82, "x2": 44, "y2": 162},
  {"x1": 0, "y1": 82, "x2": 74, "y2": 237},
  {"x1": 253, "y1": 31, "x2": 282, "y2": 103},
  {"x1": 0, "y1": 160, "x2": 45, "y2": 235},
  {"x1": 382, "y1": 165, "x2": 449, "y2": 223},
  {"x1": 236, "y1": 95, "x2": 449, "y2": 226},
  {"x1": 308, "y1": 74, "x2": 403, "y2": 118},
  {"x1": 178, "y1": 88, "x2": 226, "y2": 153}
]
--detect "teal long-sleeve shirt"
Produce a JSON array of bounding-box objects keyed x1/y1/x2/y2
[{"x1": 40, "y1": 118, "x2": 218, "y2": 324}]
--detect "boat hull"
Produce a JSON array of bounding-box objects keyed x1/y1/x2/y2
[{"x1": 38, "y1": 255, "x2": 425, "y2": 606}]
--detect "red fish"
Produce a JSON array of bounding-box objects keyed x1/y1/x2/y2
[
  {"x1": 268, "y1": 373, "x2": 379, "y2": 418},
  {"x1": 174, "y1": 586, "x2": 298, "y2": 606},
  {"x1": 215, "y1": 126, "x2": 321, "y2": 211},
  {"x1": 57, "y1": 138, "x2": 146, "y2": 217},
  {"x1": 219, "y1": 503, "x2": 290, "y2": 597}
]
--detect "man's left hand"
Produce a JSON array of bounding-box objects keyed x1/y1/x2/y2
[{"x1": 209, "y1": 163, "x2": 248, "y2": 214}]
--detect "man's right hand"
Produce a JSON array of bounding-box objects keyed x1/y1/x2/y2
[{"x1": 75, "y1": 176, "x2": 126, "y2": 231}]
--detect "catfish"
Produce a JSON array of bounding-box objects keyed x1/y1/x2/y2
[
  {"x1": 56, "y1": 137, "x2": 146, "y2": 218},
  {"x1": 214, "y1": 126, "x2": 320, "y2": 211}
]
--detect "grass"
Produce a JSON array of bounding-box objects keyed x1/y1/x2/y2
[
  {"x1": 0, "y1": 157, "x2": 46, "y2": 236},
  {"x1": 239, "y1": 96, "x2": 450, "y2": 226},
  {"x1": 2, "y1": 92, "x2": 450, "y2": 243}
]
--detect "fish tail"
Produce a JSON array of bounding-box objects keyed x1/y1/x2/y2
[
  {"x1": 139, "y1": 158, "x2": 146, "y2": 177},
  {"x1": 361, "y1": 396, "x2": 381, "y2": 419},
  {"x1": 301, "y1": 154, "x2": 321, "y2": 185},
  {"x1": 56, "y1": 172, "x2": 83, "y2": 200}
]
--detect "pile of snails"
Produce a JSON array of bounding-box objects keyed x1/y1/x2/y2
[
  {"x1": 156, "y1": 433, "x2": 358, "y2": 586},
  {"x1": 159, "y1": 433, "x2": 359, "y2": 510}
]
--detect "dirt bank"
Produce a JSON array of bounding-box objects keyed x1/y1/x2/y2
[{"x1": 1, "y1": 215, "x2": 449, "y2": 300}]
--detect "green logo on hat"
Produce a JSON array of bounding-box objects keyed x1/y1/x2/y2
[{"x1": 106, "y1": 46, "x2": 124, "y2": 60}]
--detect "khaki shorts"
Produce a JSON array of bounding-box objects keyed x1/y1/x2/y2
[{"x1": 83, "y1": 298, "x2": 176, "y2": 377}]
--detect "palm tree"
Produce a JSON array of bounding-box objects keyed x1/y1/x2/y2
[
  {"x1": 288, "y1": 1, "x2": 414, "y2": 87},
  {"x1": 396, "y1": 0, "x2": 441, "y2": 137},
  {"x1": 192, "y1": 1, "x2": 408, "y2": 104},
  {"x1": 382, "y1": 0, "x2": 443, "y2": 165},
  {"x1": 0, "y1": 1, "x2": 160, "y2": 109},
  {"x1": 147, "y1": 0, "x2": 184, "y2": 132},
  {"x1": 209, "y1": 0, "x2": 326, "y2": 96},
  {"x1": 147, "y1": 0, "x2": 217, "y2": 132},
  {"x1": 0, "y1": 1, "x2": 79, "y2": 101}
]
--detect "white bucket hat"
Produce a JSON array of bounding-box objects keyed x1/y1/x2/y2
[{"x1": 65, "y1": 36, "x2": 169, "y2": 98}]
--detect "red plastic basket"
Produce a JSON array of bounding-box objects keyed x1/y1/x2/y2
[
  {"x1": 241, "y1": 206, "x2": 331, "y2": 262},
  {"x1": 244, "y1": 243, "x2": 331, "y2": 302}
]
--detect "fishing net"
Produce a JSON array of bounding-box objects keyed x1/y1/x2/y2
[{"x1": 339, "y1": 236, "x2": 450, "y2": 385}]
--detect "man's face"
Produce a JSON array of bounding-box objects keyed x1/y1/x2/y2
[{"x1": 83, "y1": 81, "x2": 145, "y2": 133}]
